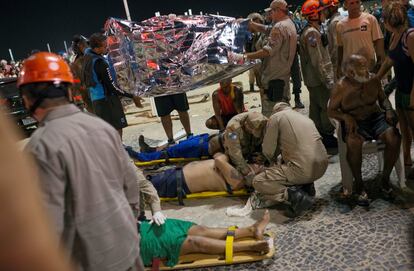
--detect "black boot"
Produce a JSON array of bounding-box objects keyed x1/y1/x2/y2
[
  {"x1": 322, "y1": 134, "x2": 338, "y2": 155},
  {"x1": 139, "y1": 135, "x2": 156, "y2": 153},
  {"x1": 294, "y1": 94, "x2": 305, "y2": 109},
  {"x1": 301, "y1": 183, "x2": 316, "y2": 197},
  {"x1": 285, "y1": 186, "x2": 314, "y2": 217},
  {"x1": 250, "y1": 83, "x2": 255, "y2": 92}
]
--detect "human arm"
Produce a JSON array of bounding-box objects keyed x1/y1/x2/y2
[
  {"x1": 376, "y1": 56, "x2": 394, "y2": 80},
  {"x1": 212, "y1": 91, "x2": 226, "y2": 131},
  {"x1": 373, "y1": 38, "x2": 385, "y2": 72},
  {"x1": 407, "y1": 32, "x2": 414, "y2": 108},
  {"x1": 336, "y1": 22, "x2": 344, "y2": 78},
  {"x1": 261, "y1": 117, "x2": 278, "y2": 162},
  {"x1": 213, "y1": 153, "x2": 245, "y2": 190},
  {"x1": 94, "y1": 59, "x2": 133, "y2": 98},
  {"x1": 135, "y1": 168, "x2": 162, "y2": 214},
  {"x1": 376, "y1": 78, "x2": 398, "y2": 126},
  {"x1": 327, "y1": 82, "x2": 357, "y2": 135},
  {"x1": 248, "y1": 20, "x2": 269, "y2": 34},
  {"x1": 223, "y1": 122, "x2": 251, "y2": 176},
  {"x1": 305, "y1": 30, "x2": 335, "y2": 90}
]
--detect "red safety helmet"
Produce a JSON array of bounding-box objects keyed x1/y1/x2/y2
[
  {"x1": 17, "y1": 52, "x2": 74, "y2": 88},
  {"x1": 302, "y1": 0, "x2": 323, "y2": 16}
]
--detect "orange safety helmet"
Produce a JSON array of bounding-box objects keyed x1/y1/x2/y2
[
  {"x1": 302, "y1": 0, "x2": 323, "y2": 16},
  {"x1": 320, "y1": 0, "x2": 340, "y2": 8},
  {"x1": 17, "y1": 52, "x2": 74, "y2": 88}
]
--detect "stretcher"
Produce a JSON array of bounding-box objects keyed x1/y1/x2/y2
[
  {"x1": 135, "y1": 156, "x2": 210, "y2": 167},
  {"x1": 147, "y1": 231, "x2": 275, "y2": 271},
  {"x1": 160, "y1": 189, "x2": 249, "y2": 203}
]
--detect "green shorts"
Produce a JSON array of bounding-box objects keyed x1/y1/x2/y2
[
  {"x1": 140, "y1": 219, "x2": 195, "y2": 267},
  {"x1": 395, "y1": 91, "x2": 411, "y2": 110}
]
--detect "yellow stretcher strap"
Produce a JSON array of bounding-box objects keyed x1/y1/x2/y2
[
  {"x1": 225, "y1": 226, "x2": 238, "y2": 264},
  {"x1": 160, "y1": 189, "x2": 248, "y2": 202}
]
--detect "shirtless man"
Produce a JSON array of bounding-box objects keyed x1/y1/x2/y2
[
  {"x1": 147, "y1": 153, "x2": 263, "y2": 202},
  {"x1": 328, "y1": 54, "x2": 401, "y2": 205}
]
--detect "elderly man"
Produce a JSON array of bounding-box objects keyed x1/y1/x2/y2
[
  {"x1": 328, "y1": 54, "x2": 401, "y2": 206},
  {"x1": 336, "y1": 0, "x2": 384, "y2": 77},
  {"x1": 229, "y1": 0, "x2": 297, "y2": 117},
  {"x1": 19, "y1": 52, "x2": 146, "y2": 271},
  {"x1": 223, "y1": 112, "x2": 268, "y2": 185}
]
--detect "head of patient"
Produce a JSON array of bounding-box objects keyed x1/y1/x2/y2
[{"x1": 343, "y1": 54, "x2": 370, "y2": 83}]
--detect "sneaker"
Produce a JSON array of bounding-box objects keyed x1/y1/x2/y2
[
  {"x1": 286, "y1": 187, "x2": 314, "y2": 217},
  {"x1": 139, "y1": 135, "x2": 156, "y2": 153},
  {"x1": 294, "y1": 99, "x2": 305, "y2": 109},
  {"x1": 167, "y1": 138, "x2": 176, "y2": 146}
]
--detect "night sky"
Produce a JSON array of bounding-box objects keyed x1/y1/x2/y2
[{"x1": 2, "y1": 0, "x2": 302, "y2": 61}]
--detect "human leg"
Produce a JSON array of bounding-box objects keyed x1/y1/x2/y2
[
  {"x1": 345, "y1": 134, "x2": 365, "y2": 195},
  {"x1": 160, "y1": 114, "x2": 174, "y2": 141},
  {"x1": 307, "y1": 87, "x2": 322, "y2": 133},
  {"x1": 291, "y1": 52, "x2": 304, "y2": 108},
  {"x1": 249, "y1": 69, "x2": 255, "y2": 91},
  {"x1": 396, "y1": 108, "x2": 412, "y2": 167},
  {"x1": 187, "y1": 209, "x2": 270, "y2": 240},
  {"x1": 178, "y1": 111, "x2": 192, "y2": 136},
  {"x1": 205, "y1": 115, "x2": 220, "y2": 130},
  {"x1": 378, "y1": 127, "x2": 401, "y2": 190}
]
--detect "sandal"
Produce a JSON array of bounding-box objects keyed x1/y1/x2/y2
[{"x1": 354, "y1": 192, "x2": 370, "y2": 207}]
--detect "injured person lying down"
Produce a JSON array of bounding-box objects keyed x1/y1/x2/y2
[
  {"x1": 126, "y1": 133, "x2": 224, "y2": 162},
  {"x1": 139, "y1": 209, "x2": 271, "y2": 268},
  {"x1": 146, "y1": 153, "x2": 264, "y2": 199}
]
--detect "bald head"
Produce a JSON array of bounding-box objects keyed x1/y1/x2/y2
[{"x1": 344, "y1": 54, "x2": 370, "y2": 83}]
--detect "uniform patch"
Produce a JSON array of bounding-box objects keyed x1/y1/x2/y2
[
  {"x1": 228, "y1": 132, "x2": 238, "y2": 140},
  {"x1": 307, "y1": 34, "x2": 318, "y2": 47}
]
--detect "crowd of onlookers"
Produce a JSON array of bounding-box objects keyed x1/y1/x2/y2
[{"x1": 0, "y1": 59, "x2": 22, "y2": 78}]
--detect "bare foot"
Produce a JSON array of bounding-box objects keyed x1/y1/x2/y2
[
  {"x1": 250, "y1": 240, "x2": 270, "y2": 254},
  {"x1": 253, "y1": 209, "x2": 270, "y2": 240}
]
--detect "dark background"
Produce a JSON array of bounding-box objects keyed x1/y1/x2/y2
[{"x1": 1, "y1": 0, "x2": 303, "y2": 61}]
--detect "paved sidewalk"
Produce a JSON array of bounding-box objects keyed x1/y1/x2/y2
[{"x1": 123, "y1": 72, "x2": 414, "y2": 270}]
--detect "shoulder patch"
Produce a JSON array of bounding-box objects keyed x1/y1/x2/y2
[
  {"x1": 307, "y1": 33, "x2": 318, "y2": 47},
  {"x1": 228, "y1": 132, "x2": 238, "y2": 141}
]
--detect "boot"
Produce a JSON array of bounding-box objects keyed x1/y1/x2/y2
[
  {"x1": 322, "y1": 134, "x2": 338, "y2": 155},
  {"x1": 300, "y1": 183, "x2": 316, "y2": 197},
  {"x1": 250, "y1": 83, "x2": 255, "y2": 92},
  {"x1": 139, "y1": 135, "x2": 156, "y2": 153},
  {"x1": 285, "y1": 186, "x2": 314, "y2": 217},
  {"x1": 294, "y1": 94, "x2": 305, "y2": 109}
]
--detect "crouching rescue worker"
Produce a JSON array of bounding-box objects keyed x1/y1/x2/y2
[
  {"x1": 19, "y1": 52, "x2": 145, "y2": 271},
  {"x1": 253, "y1": 102, "x2": 328, "y2": 217},
  {"x1": 223, "y1": 112, "x2": 269, "y2": 186}
]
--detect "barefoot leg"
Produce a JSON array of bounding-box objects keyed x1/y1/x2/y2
[
  {"x1": 180, "y1": 236, "x2": 269, "y2": 255},
  {"x1": 187, "y1": 210, "x2": 270, "y2": 240}
]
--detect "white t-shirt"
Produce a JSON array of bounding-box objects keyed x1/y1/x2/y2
[{"x1": 336, "y1": 12, "x2": 383, "y2": 69}]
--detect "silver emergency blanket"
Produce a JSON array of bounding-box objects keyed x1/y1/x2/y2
[{"x1": 104, "y1": 15, "x2": 258, "y2": 97}]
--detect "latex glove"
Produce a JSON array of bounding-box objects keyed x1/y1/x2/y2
[
  {"x1": 149, "y1": 211, "x2": 166, "y2": 226},
  {"x1": 228, "y1": 51, "x2": 245, "y2": 64}
]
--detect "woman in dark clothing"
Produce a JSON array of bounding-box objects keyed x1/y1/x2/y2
[{"x1": 377, "y1": 1, "x2": 414, "y2": 177}]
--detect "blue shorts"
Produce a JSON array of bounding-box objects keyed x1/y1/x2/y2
[{"x1": 148, "y1": 168, "x2": 191, "y2": 197}]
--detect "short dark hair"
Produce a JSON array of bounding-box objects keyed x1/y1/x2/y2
[{"x1": 89, "y1": 33, "x2": 107, "y2": 49}]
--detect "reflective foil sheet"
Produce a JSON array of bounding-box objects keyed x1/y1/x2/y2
[{"x1": 104, "y1": 15, "x2": 258, "y2": 97}]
